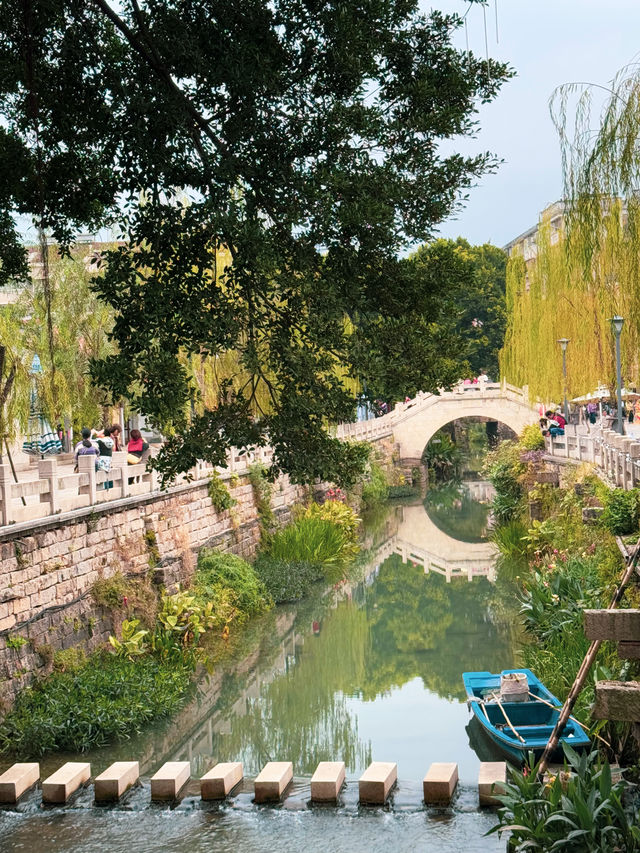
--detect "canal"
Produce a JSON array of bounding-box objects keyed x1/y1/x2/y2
[{"x1": 0, "y1": 445, "x2": 521, "y2": 851}]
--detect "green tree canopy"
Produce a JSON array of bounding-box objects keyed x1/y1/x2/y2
[
  {"x1": 409, "y1": 238, "x2": 507, "y2": 382},
  {"x1": 0, "y1": 0, "x2": 512, "y2": 485}
]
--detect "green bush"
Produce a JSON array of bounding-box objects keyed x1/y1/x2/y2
[
  {"x1": 519, "y1": 422, "x2": 545, "y2": 450},
  {"x1": 207, "y1": 472, "x2": 237, "y2": 512},
  {"x1": 490, "y1": 747, "x2": 640, "y2": 852},
  {"x1": 361, "y1": 460, "x2": 389, "y2": 508},
  {"x1": 303, "y1": 500, "x2": 360, "y2": 546},
  {"x1": 601, "y1": 488, "x2": 639, "y2": 535},
  {"x1": 422, "y1": 431, "x2": 461, "y2": 480},
  {"x1": 266, "y1": 515, "x2": 355, "y2": 575},
  {"x1": 195, "y1": 550, "x2": 272, "y2": 619},
  {"x1": 387, "y1": 483, "x2": 419, "y2": 499},
  {"x1": 253, "y1": 555, "x2": 322, "y2": 602},
  {"x1": 0, "y1": 652, "x2": 192, "y2": 757}
]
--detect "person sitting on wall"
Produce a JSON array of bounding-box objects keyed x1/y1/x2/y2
[
  {"x1": 127, "y1": 428, "x2": 150, "y2": 465},
  {"x1": 545, "y1": 410, "x2": 565, "y2": 437},
  {"x1": 73, "y1": 427, "x2": 99, "y2": 470}
]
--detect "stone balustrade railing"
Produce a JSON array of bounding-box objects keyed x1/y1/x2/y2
[
  {"x1": 336, "y1": 380, "x2": 530, "y2": 441},
  {"x1": 0, "y1": 444, "x2": 275, "y2": 529},
  {"x1": 546, "y1": 425, "x2": 640, "y2": 489}
]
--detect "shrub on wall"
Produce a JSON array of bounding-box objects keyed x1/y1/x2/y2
[
  {"x1": 253, "y1": 555, "x2": 322, "y2": 603},
  {"x1": 194, "y1": 550, "x2": 272, "y2": 621},
  {"x1": 207, "y1": 472, "x2": 237, "y2": 513}
]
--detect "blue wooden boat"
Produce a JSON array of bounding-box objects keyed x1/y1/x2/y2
[{"x1": 463, "y1": 668, "x2": 590, "y2": 763}]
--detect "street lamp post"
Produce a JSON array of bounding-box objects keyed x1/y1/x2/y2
[
  {"x1": 611, "y1": 315, "x2": 625, "y2": 435},
  {"x1": 557, "y1": 338, "x2": 570, "y2": 423}
]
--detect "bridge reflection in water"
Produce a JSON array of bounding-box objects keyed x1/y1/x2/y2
[{"x1": 387, "y1": 484, "x2": 496, "y2": 582}]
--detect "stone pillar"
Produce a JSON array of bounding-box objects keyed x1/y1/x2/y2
[
  {"x1": 112, "y1": 451, "x2": 128, "y2": 498},
  {"x1": 0, "y1": 463, "x2": 12, "y2": 526},
  {"x1": 622, "y1": 438, "x2": 634, "y2": 490},
  {"x1": 78, "y1": 454, "x2": 97, "y2": 505},
  {"x1": 38, "y1": 458, "x2": 58, "y2": 515},
  {"x1": 630, "y1": 443, "x2": 640, "y2": 487}
]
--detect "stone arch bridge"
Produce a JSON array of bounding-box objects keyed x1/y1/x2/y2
[{"x1": 337, "y1": 381, "x2": 538, "y2": 460}]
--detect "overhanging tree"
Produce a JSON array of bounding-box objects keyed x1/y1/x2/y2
[{"x1": 0, "y1": 0, "x2": 512, "y2": 485}]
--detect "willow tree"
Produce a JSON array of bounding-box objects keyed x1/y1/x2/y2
[
  {"x1": 501, "y1": 65, "x2": 640, "y2": 401},
  {"x1": 1, "y1": 0, "x2": 513, "y2": 486}
]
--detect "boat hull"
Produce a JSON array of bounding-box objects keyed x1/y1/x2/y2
[{"x1": 463, "y1": 669, "x2": 590, "y2": 764}]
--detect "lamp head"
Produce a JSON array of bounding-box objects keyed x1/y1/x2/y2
[
  {"x1": 557, "y1": 337, "x2": 570, "y2": 352},
  {"x1": 611, "y1": 315, "x2": 625, "y2": 336}
]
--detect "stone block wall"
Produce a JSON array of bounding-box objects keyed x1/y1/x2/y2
[{"x1": 0, "y1": 470, "x2": 308, "y2": 710}]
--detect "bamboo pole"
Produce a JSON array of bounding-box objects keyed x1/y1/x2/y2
[
  {"x1": 489, "y1": 692, "x2": 526, "y2": 743},
  {"x1": 527, "y1": 690, "x2": 611, "y2": 748},
  {"x1": 538, "y1": 538, "x2": 640, "y2": 776}
]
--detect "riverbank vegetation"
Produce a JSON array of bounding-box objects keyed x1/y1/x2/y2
[
  {"x1": 0, "y1": 492, "x2": 363, "y2": 757},
  {"x1": 254, "y1": 498, "x2": 361, "y2": 602},
  {"x1": 486, "y1": 425, "x2": 640, "y2": 848},
  {"x1": 0, "y1": 550, "x2": 273, "y2": 757},
  {"x1": 485, "y1": 434, "x2": 639, "y2": 727}
]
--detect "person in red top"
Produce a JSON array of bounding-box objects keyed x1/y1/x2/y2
[{"x1": 127, "y1": 428, "x2": 150, "y2": 464}]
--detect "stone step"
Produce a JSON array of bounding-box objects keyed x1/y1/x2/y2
[
  {"x1": 0, "y1": 763, "x2": 40, "y2": 804},
  {"x1": 94, "y1": 761, "x2": 140, "y2": 802},
  {"x1": 423, "y1": 762, "x2": 458, "y2": 804},
  {"x1": 150, "y1": 761, "x2": 191, "y2": 801},
  {"x1": 254, "y1": 761, "x2": 293, "y2": 803},
  {"x1": 478, "y1": 761, "x2": 507, "y2": 806},
  {"x1": 201, "y1": 762, "x2": 244, "y2": 800},
  {"x1": 310, "y1": 761, "x2": 345, "y2": 802},
  {"x1": 359, "y1": 761, "x2": 397, "y2": 804},
  {"x1": 42, "y1": 762, "x2": 91, "y2": 804}
]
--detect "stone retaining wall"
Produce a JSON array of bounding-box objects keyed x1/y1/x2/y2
[{"x1": 0, "y1": 470, "x2": 307, "y2": 710}]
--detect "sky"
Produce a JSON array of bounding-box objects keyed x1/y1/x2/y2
[{"x1": 427, "y1": 0, "x2": 640, "y2": 248}]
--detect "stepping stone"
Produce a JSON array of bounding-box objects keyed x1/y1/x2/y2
[
  {"x1": 359, "y1": 761, "x2": 397, "y2": 804},
  {"x1": 94, "y1": 761, "x2": 139, "y2": 802},
  {"x1": 478, "y1": 761, "x2": 507, "y2": 806},
  {"x1": 0, "y1": 763, "x2": 40, "y2": 803},
  {"x1": 423, "y1": 762, "x2": 458, "y2": 804},
  {"x1": 310, "y1": 761, "x2": 345, "y2": 802},
  {"x1": 201, "y1": 762, "x2": 243, "y2": 800},
  {"x1": 42, "y1": 762, "x2": 91, "y2": 804},
  {"x1": 254, "y1": 761, "x2": 293, "y2": 803},
  {"x1": 150, "y1": 761, "x2": 191, "y2": 801}
]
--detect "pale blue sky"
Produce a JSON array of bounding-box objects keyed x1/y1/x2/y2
[{"x1": 429, "y1": 0, "x2": 640, "y2": 247}]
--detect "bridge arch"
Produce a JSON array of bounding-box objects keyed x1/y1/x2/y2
[{"x1": 389, "y1": 386, "x2": 538, "y2": 461}]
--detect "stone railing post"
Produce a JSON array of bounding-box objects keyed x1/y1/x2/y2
[
  {"x1": 111, "y1": 451, "x2": 128, "y2": 498},
  {"x1": 0, "y1": 463, "x2": 12, "y2": 526},
  {"x1": 630, "y1": 443, "x2": 640, "y2": 487},
  {"x1": 620, "y1": 438, "x2": 633, "y2": 489},
  {"x1": 38, "y1": 458, "x2": 59, "y2": 515},
  {"x1": 78, "y1": 454, "x2": 97, "y2": 505}
]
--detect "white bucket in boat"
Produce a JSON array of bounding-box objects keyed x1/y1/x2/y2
[{"x1": 500, "y1": 672, "x2": 528, "y2": 703}]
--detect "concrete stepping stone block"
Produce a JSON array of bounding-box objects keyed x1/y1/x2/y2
[
  {"x1": 94, "y1": 761, "x2": 139, "y2": 802},
  {"x1": 201, "y1": 762, "x2": 243, "y2": 800},
  {"x1": 310, "y1": 761, "x2": 346, "y2": 802},
  {"x1": 478, "y1": 761, "x2": 507, "y2": 806},
  {"x1": 254, "y1": 761, "x2": 293, "y2": 803},
  {"x1": 150, "y1": 761, "x2": 191, "y2": 801},
  {"x1": 42, "y1": 762, "x2": 90, "y2": 804},
  {"x1": 423, "y1": 762, "x2": 458, "y2": 804},
  {"x1": 359, "y1": 761, "x2": 397, "y2": 804},
  {"x1": 0, "y1": 763, "x2": 40, "y2": 803}
]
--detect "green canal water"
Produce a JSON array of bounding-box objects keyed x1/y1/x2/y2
[{"x1": 0, "y1": 478, "x2": 521, "y2": 852}]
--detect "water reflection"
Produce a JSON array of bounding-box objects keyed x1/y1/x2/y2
[{"x1": 0, "y1": 494, "x2": 519, "y2": 852}]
